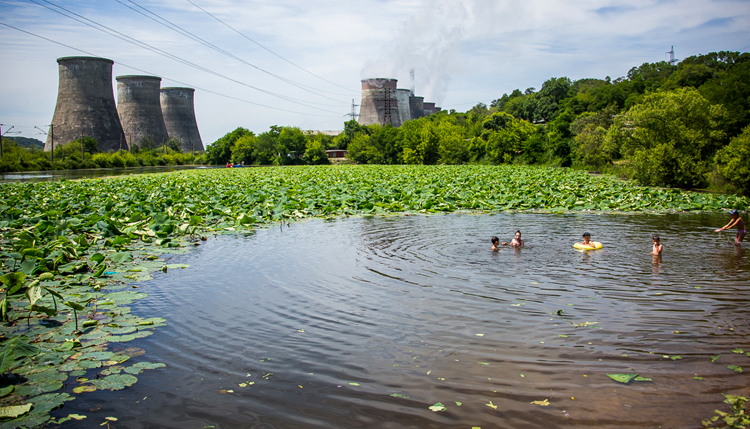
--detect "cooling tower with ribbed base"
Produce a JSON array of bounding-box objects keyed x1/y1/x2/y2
[
  {"x1": 409, "y1": 95, "x2": 424, "y2": 120},
  {"x1": 358, "y1": 78, "x2": 401, "y2": 127},
  {"x1": 116, "y1": 75, "x2": 168, "y2": 148},
  {"x1": 160, "y1": 87, "x2": 204, "y2": 152},
  {"x1": 45, "y1": 56, "x2": 126, "y2": 152},
  {"x1": 395, "y1": 89, "x2": 412, "y2": 126}
]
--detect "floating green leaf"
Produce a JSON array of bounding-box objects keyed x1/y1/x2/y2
[
  {"x1": 429, "y1": 402, "x2": 446, "y2": 412},
  {"x1": 732, "y1": 348, "x2": 744, "y2": 354},
  {"x1": 607, "y1": 373, "x2": 638, "y2": 384},
  {"x1": 727, "y1": 365, "x2": 743, "y2": 373},
  {"x1": 390, "y1": 393, "x2": 409, "y2": 399},
  {"x1": 634, "y1": 376, "x2": 652, "y2": 382},
  {"x1": 0, "y1": 403, "x2": 32, "y2": 419},
  {"x1": 89, "y1": 374, "x2": 138, "y2": 390},
  {"x1": 711, "y1": 355, "x2": 721, "y2": 362}
]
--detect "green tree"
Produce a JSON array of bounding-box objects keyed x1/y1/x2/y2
[
  {"x1": 302, "y1": 139, "x2": 330, "y2": 165},
  {"x1": 139, "y1": 136, "x2": 156, "y2": 151},
  {"x1": 206, "y1": 127, "x2": 251, "y2": 165},
  {"x1": 606, "y1": 87, "x2": 728, "y2": 188},
  {"x1": 253, "y1": 126, "x2": 281, "y2": 165},
  {"x1": 276, "y1": 127, "x2": 307, "y2": 164},
  {"x1": 230, "y1": 133, "x2": 257, "y2": 164},
  {"x1": 166, "y1": 138, "x2": 182, "y2": 152},
  {"x1": 715, "y1": 125, "x2": 750, "y2": 195}
]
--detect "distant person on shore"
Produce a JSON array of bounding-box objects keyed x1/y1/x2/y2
[
  {"x1": 502, "y1": 230, "x2": 524, "y2": 247},
  {"x1": 651, "y1": 235, "x2": 663, "y2": 256},
  {"x1": 491, "y1": 236, "x2": 500, "y2": 251},
  {"x1": 577, "y1": 232, "x2": 597, "y2": 249},
  {"x1": 715, "y1": 209, "x2": 746, "y2": 244}
]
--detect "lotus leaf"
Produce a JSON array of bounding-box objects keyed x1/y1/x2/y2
[
  {"x1": 89, "y1": 374, "x2": 137, "y2": 390},
  {"x1": 0, "y1": 404, "x2": 32, "y2": 419},
  {"x1": 110, "y1": 252, "x2": 133, "y2": 263},
  {"x1": 123, "y1": 361, "x2": 166, "y2": 375},
  {"x1": 72, "y1": 385, "x2": 96, "y2": 394},
  {"x1": 0, "y1": 386, "x2": 13, "y2": 397},
  {"x1": 428, "y1": 402, "x2": 446, "y2": 412},
  {"x1": 607, "y1": 373, "x2": 639, "y2": 383},
  {"x1": 728, "y1": 365, "x2": 743, "y2": 373}
]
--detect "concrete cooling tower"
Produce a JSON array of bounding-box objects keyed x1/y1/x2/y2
[
  {"x1": 116, "y1": 76, "x2": 168, "y2": 148},
  {"x1": 358, "y1": 78, "x2": 401, "y2": 127},
  {"x1": 160, "y1": 87, "x2": 204, "y2": 152},
  {"x1": 409, "y1": 95, "x2": 424, "y2": 120},
  {"x1": 45, "y1": 56, "x2": 125, "y2": 152},
  {"x1": 395, "y1": 89, "x2": 412, "y2": 126},
  {"x1": 423, "y1": 102, "x2": 437, "y2": 116}
]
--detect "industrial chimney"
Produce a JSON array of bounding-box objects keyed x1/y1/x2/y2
[
  {"x1": 358, "y1": 78, "x2": 401, "y2": 127},
  {"x1": 160, "y1": 87, "x2": 204, "y2": 152},
  {"x1": 395, "y1": 89, "x2": 412, "y2": 126},
  {"x1": 409, "y1": 95, "x2": 425, "y2": 120},
  {"x1": 45, "y1": 56, "x2": 125, "y2": 152},
  {"x1": 116, "y1": 75, "x2": 168, "y2": 148},
  {"x1": 423, "y1": 102, "x2": 437, "y2": 116}
]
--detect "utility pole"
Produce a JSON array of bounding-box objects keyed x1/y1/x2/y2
[
  {"x1": 34, "y1": 125, "x2": 52, "y2": 162},
  {"x1": 382, "y1": 87, "x2": 392, "y2": 126},
  {"x1": 344, "y1": 99, "x2": 359, "y2": 120}
]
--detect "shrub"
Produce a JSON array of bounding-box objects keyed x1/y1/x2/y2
[{"x1": 715, "y1": 125, "x2": 750, "y2": 195}]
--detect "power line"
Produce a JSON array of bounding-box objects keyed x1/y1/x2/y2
[
  {"x1": 114, "y1": 0, "x2": 348, "y2": 105},
  {"x1": 26, "y1": 0, "x2": 344, "y2": 113},
  {"x1": 184, "y1": 0, "x2": 358, "y2": 95},
  {"x1": 0, "y1": 21, "x2": 341, "y2": 118}
]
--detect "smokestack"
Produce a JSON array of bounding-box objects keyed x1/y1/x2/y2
[
  {"x1": 395, "y1": 89, "x2": 412, "y2": 126},
  {"x1": 358, "y1": 78, "x2": 401, "y2": 127},
  {"x1": 45, "y1": 56, "x2": 125, "y2": 152},
  {"x1": 160, "y1": 87, "x2": 204, "y2": 152},
  {"x1": 409, "y1": 95, "x2": 424, "y2": 120},
  {"x1": 116, "y1": 75, "x2": 168, "y2": 148}
]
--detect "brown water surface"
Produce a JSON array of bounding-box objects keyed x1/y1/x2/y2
[{"x1": 56, "y1": 213, "x2": 749, "y2": 428}]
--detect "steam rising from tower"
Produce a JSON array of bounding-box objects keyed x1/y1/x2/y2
[
  {"x1": 160, "y1": 87, "x2": 204, "y2": 152},
  {"x1": 45, "y1": 56, "x2": 125, "y2": 152},
  {"x1": 116, "y1": 75, "x2": 168, "y2": 148}
]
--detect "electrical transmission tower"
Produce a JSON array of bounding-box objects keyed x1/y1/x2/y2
[
  {"x1": 382, "y1": 87, "x2": 392, "y2": 126},
  {"x1": 666, "y1": 46, "x2": 677, "y2": 65},
  {"x1": 344, "y1": 99, "x2": 359, "y2": 120}
]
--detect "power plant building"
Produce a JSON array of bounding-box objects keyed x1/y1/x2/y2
[
  {"x1": 160, "y1": 87, "x2": 204, "y2": 152},
  {"x1": 395, "y1": 89, "x2": 412, "y2": 126},
  {"x1": 45, "y1": 56, "x2": 126, "y2": 152},
  {"x1": 358, "y1": 78, "x2": 401, "y2": 127},
  {"x1": 409, "y1": 95, "x2": 424, "y2": 120},
  {"x1": 116, "y1": 75, "x2": 168, "y2": 148}
]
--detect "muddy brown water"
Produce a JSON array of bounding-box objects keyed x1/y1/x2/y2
[{"x1": 55, "y1": 213, "x2": 749, "y2": 428}]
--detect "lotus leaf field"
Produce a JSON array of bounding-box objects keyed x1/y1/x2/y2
[{"x1": 0, "y1": 164, "x2": 748, "y2": 427}]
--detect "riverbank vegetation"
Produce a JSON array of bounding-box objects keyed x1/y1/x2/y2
[
  {"x1": 0, "y1": 137, "x2": 206, "y2": 173},
  {"x1": 0, "y1": 165, "x2": 747, "y2": 426},
  {"x1": 206, "y1": 50, "x2": 750, "y2": 196}
]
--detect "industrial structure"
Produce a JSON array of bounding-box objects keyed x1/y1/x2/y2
[
  {"x1": 358, "y1": 78, "x2": 440, "y2": 127},
  {"x1": 116, "y1": 75, "x2": 168, "y2": 148},
  {"x1": 160, "y1": 87, "x2": 204, "y2": 152},
  {"x1": 45, "y1": 56, "x2": 126, "y2": 152}
]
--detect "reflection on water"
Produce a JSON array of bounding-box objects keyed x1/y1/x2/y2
[
  {"x1": 0, "y1": 165, "x2": 213, "y2": 183},
  {"x1": 57, "y1": 213, "x2": 749, "y2": 428}
]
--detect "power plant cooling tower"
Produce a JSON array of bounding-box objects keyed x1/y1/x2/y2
[
  {"x1": 358, "y1": 78, "x2": 401, "y2": 127},
  {"x1": 45, "y1": 56, "x2": 126, "y2": 152},
  {"x1": 409, "y1": 95, "x2": 424, "y2": 120},
  {"x1": 423, "y1": 102, "x2": 437, "y2": 116},
  {"x1": 160, "y1": 87, "x2": 204, "y2": 152},
  {"x1": 116, "y1": 75, "x2": 168, "y2": 148},
  {"x1": 395, "y1": 89, "x2": 412, "y2": 126}
]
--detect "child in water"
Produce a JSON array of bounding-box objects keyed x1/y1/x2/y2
[
  {"x1": 577, "y1": 232, "x2": 597, "y2": 248},
  {"x1": 491, "y1": 236, "x2": 500, "y2": 251},
  {"x1": 651, "y1": 235, "x2": 663, "y2": 256},
  {"x1": 502, "y1": 230, "x2": 524, "y2": 247},
  {"x1": 715, "y1": 209, "x2": 746, "y2": 244}
]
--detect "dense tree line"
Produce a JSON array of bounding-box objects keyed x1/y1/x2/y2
[
  {"x1": 0, "y1": 136, "x2": 205, "y2": 172},
  {"x1": 210, "y1": 50, "x2": 749, "y2": 194}
]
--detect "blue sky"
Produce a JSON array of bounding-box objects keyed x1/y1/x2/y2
[{"x1": 1, "y1": 0, "x2": 749, "y2": 145}]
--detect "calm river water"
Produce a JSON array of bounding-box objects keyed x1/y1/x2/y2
[
  {"x1": 57, "y1": 212, "x2": 749, "y2": 428},
  {"x1": 0, "y1": 165, "x2": 212, "y2": 183}
]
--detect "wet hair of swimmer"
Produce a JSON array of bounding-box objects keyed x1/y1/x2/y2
[
  {"x1": 491, "y1": 236, "x2": 499, "y2": 244},
  {"x1": 582, "y1": 232, "x2": 591, "y2": 237},
  {"x1": 515, "y1": 230, "x2": 521, "y2": 236},
  {"x1": 652, "y1": 235, "x2": 660, "y2": 242}
]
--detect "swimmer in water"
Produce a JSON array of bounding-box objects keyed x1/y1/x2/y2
[
  {"x1": 577, "y1": 232, "x2": 597, "y2": 249},
  {"x1": 651, "y1": 235, "x2": 663, "y2": 256},
  {"x1": 502, "y1": 230, "x2": 524, "y2": 247},
  {"x1": 715, "y1": 209, "x2": 746, "y2": 245},
  {"x1": 491, "y1": 236, "x2": 500, "y2": 251}
]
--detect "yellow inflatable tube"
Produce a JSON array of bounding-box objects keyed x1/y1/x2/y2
[{"x1": 573, "y1": 241, "x2": 603, "y2": 250}]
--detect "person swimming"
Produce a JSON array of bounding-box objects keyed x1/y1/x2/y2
[
  {"x1": 651, "y1": 235, "x2": 663, "y2": 256},
  {"x1": 715, "y1": 209, "x2": 746, "y2": 245},
  {"x1": 491, "y1": 236, "x2": 500, "y2": 251},
  {"x1": 577, "y1": 232, "x2": 597, "y2": 249},
  {"x1": 502, "y1": 230, "x2": 524, "y2": 247}
]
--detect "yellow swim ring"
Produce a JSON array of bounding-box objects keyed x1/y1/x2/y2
[{"x1": 573, "y1": 241, "x2": 603, "y2": 250}]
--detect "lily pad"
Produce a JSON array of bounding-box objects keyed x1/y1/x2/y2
[
  {"x1": 123, "y1": 362, "x2": 166, "y2": 375},
  {"x1": 89, "y1": 374, "x2": 138, "y2": 390},
  {"x1": 530, "y1": 399, "x2": 550, "y2": 406},
  {"x1": 0, "y1": 403, "x2": 32, "y2": 419},
  {"x1": 727, "y1": 365, "x2": 743, "y2": 373},
  {"x1": 607, "y1": 373, "x2": 638, "y2": 384},
  {"x1": 634, "y1": 376, "x2": 652, "y2": 382}
]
